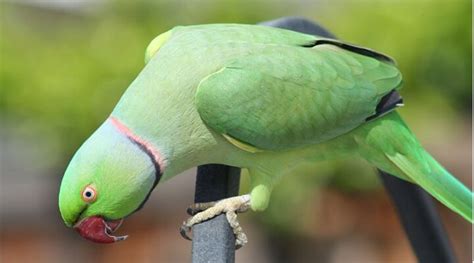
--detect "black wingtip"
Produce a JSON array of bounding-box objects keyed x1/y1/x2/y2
[
  {"x1": 306, "y1": 39, "x2": 395, "y2": 64},
  {"x1": 366, "y1": 90, "x2": 404, "y2": 121}
]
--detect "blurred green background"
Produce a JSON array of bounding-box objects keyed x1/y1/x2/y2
[{"x1": 1, "y1": 0, "x2": 471, "y2": 262}]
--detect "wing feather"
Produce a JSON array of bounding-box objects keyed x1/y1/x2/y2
[{"x1": 196, "y1": 43, "x2": 402, "y2": 150}]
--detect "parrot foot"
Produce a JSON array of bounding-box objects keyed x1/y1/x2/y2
[{"x1": 180, "y1": 194, "x2": 251, "y2": 249}]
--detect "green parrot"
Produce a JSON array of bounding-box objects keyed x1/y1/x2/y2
[{"x1": 58, "y1": 24, "x2": 473, "y2": 245}]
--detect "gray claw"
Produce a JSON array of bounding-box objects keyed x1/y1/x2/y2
[
  {"x1": 180, "y1": 223, "x2": 192, "y2": 240},
  {"x1": 186, "y1": 207, "x2": 195, "y2": 216}
]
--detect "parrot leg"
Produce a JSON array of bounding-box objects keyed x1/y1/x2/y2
[{"x1": 180, "y1": 194, "x2": 251, "y2": 248}]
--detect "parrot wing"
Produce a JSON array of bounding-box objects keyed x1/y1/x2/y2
[{"x1": 196, "y1": 43, "x2": 402, "y2": 151}]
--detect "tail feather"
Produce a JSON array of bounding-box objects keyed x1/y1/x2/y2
[
  {"x1": 354, "y1": 112, "x2": 473, "y2": 223},
  {"x1": 386, "y1": 151, "x2": 472, "y2": 222}
]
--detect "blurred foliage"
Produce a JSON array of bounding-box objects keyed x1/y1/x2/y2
[{"x1": 1, "y1": 0, "x2": 471, "y2": 234}]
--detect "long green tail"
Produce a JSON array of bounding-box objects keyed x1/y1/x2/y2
[{"x1": 353, "y1": 111, "x2": 473, "y2": 223}]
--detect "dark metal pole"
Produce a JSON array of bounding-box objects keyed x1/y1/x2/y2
[
  {"x1": 379, "y1": 170, "x2": 456, "y2": 262},
  {"x1": 260, "y1": 16, "x2": 336, "y2": 38},
  {"x1": 262, "y1": 16, "x2": 455, "y2": 263},
  {"x1": 191, "y1": 164, "x2": 240, "y2": 263}
]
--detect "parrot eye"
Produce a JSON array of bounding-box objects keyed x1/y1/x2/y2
[{"x1": 81, "y1": 185, "x2": 97, "y2": 203}]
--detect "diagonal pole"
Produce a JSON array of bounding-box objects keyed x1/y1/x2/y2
[{"x1": 379, "y1": 170, "x2": 456, "y2": 262}]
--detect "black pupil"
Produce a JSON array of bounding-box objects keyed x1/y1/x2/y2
[{"x1": 85, "y1": 191, "x2": 92, "y2": 198}]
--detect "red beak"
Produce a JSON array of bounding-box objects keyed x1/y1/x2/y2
[{"x1": 74, "y1": 216, "x2": 127, "y2": 243}]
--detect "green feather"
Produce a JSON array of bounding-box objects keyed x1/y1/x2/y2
[
  {"x1": 196, "y1": 42, "x2": 401, "y2": 150},
  {"x1": 354, "y1": 112, "x2": 472, "y2": 222}
]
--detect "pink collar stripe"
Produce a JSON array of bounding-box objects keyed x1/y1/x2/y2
[{"x1": 108, "y1": 116, "x2": 166, "y2": 170}]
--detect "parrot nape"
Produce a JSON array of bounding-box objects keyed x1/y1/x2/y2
[{"x1": 58, "y1": 24, "x2": 473, "y2": 245}]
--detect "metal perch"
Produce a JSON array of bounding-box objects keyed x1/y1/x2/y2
[{"x1": 191, "y1": 164, "x2": 241, "y2": 263}]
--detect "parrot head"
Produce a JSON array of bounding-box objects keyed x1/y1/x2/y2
[{"x1": 58, "y1": 118, "x2": 163, "y2": 243}]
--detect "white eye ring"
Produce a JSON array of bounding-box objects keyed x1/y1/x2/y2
[{"x1": 81, "y1": 185, "x2": 97, "y2": 203}]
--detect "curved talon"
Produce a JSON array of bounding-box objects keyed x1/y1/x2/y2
[
  {"x1": 186, "y1": 207, "x2": 195, "y2": 216},
  {"x1": 180, "y1": 223, "x2": 192, "y2": 240}
]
